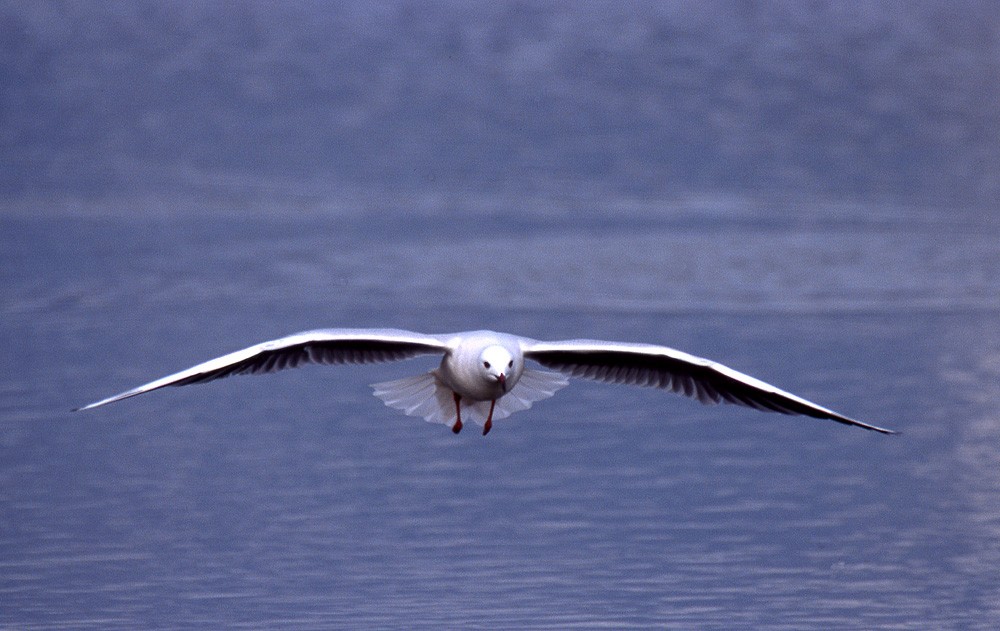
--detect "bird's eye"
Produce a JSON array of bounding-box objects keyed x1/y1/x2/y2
[
  {"x1": 483, "y1": 361, "x2": 490, "y2": 368},
  {"x1": 508, "y1": 360, "x2": 513, "y2": 367}
]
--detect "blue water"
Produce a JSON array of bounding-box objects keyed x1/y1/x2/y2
[
  {"x1": 4, "y1": 2, "x2": 1000, "y2": 627},
  {"x1": 3, "y1": 206, "x2": 999, "y2": 629}
]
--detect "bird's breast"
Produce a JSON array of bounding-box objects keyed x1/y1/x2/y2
[{"x1": 437, "y1": 355, "x2": 520, "y2": 402}]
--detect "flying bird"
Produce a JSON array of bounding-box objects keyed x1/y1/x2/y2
[{"x1": 75, "y1": 328, "x2": 895, "y2": 435}]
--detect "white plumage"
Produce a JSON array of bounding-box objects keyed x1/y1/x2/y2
[{"x1": 76, "y1": 328, "x2": 895, "y2": 435}]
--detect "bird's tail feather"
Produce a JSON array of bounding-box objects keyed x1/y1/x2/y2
[
  {"x1": 371, "y1": 372, "x2": 455, "y2": 426},
  {"x1": 371, "y1": 368, "x2": 569, "y2": 429},
  {"x1": 472, "y1": 367, "x2": 569, "y2": 421}
]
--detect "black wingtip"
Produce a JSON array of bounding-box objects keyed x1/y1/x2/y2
[{"x1": 843, "y1": 418, "x2": 898, "y2": 435}]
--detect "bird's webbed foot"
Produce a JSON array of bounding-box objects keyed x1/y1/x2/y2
[
  {"x1": 452, "y1": 391, "x2": 463, "y2": 434},
  {"x1": 482, "y1": 399, "x2": 497, "y2": 435}
]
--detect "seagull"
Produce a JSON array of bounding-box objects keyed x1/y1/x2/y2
[{"x1": 75, "y1": 328, "x2": 895, "y2": 435}]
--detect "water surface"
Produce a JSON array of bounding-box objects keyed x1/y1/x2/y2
[{"x1": 2, "y1": 207, "x2": 999, "y2": 629}]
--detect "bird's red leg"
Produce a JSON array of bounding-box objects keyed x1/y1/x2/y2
[
  {"x1": 483, "y1": 399, "x2": 497, "y2": 435},
  {"x1": 452, "y1": 392, "x2": 463, "y2": 434}
]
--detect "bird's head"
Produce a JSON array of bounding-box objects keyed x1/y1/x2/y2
[{"x1": 479, "y1": 345, "x2": 514, "y2": 392}]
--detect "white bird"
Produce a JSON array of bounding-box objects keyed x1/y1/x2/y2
[{"x1": 75, "y1": 328, "x2": 895, "y2": 435}]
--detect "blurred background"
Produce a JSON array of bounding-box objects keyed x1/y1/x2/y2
[
  {"x1": 3, "y1": 0, "x2": 998, "y2": 215},
  {"x1": 3, "y1": 2, "x2": 1000, "y2": 629}
]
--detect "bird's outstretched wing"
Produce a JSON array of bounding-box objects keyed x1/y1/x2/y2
[
  {"x1": 522, "y1": 339, "x2": 895, "y2": 434},
  {"x1": 75, "y1": 328, "x2": 449, "y2": 411}
]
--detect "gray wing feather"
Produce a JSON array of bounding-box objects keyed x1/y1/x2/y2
[
  {"x1": 76, "y1": 328, "x2": 448, "y2": 411},
  {"x1": 523, "y1": 339, "x2": 895, "y2": 434}
]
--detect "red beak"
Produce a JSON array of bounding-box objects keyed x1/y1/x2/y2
[{"x1": 497, "y1": 373, "x2": 507, "y2": 392}]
